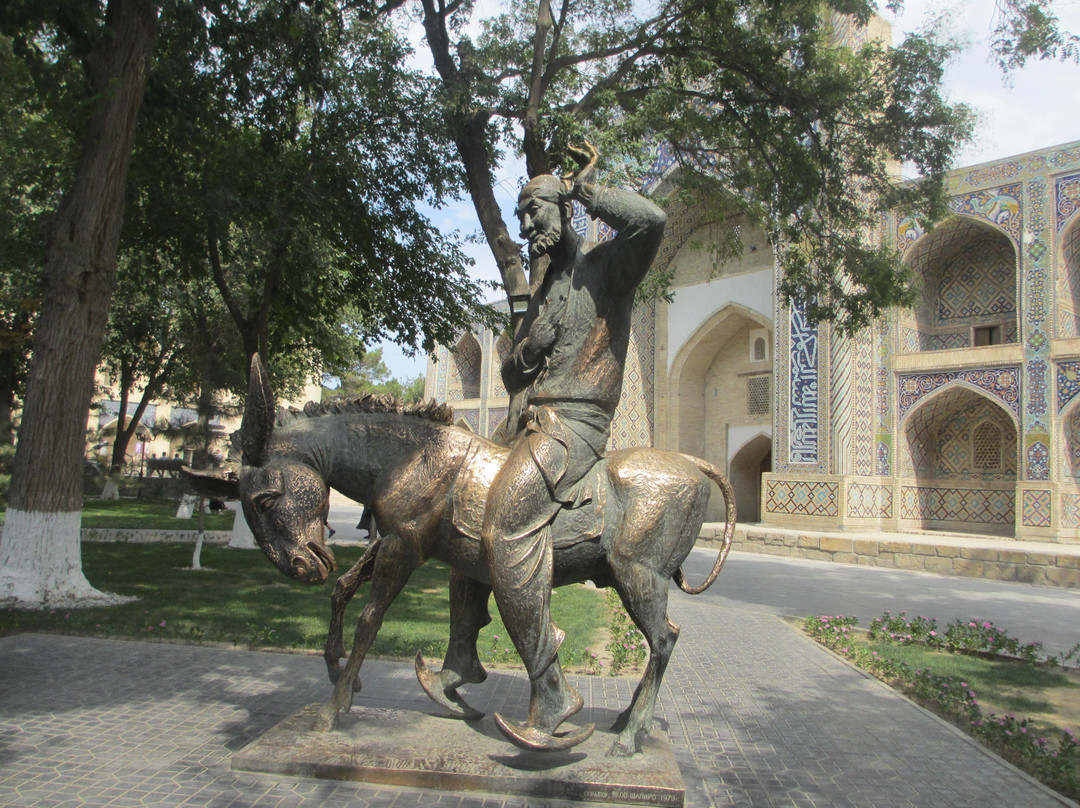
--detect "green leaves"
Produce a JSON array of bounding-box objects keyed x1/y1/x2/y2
[{"x1": 126, "y1": 0, "x2": 488, "y2": 398}]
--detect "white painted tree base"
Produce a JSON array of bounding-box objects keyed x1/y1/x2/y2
[
  {"x1": 226, "y1": 502, "x2": 257, "y2": 549},
  {"x1": 0, "y1": 509, "x2": 133, "y2": 608},
  {"x1": 100, "y1": 479, "x2": 120, "y2": 501}
]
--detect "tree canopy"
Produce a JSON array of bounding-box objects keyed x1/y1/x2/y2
[
  {"x1": 406, "y1": 0, "x2": 978, "y2": 331},
  {"x1": 321, "y1": 348, "x2": 425, "y2": 403},
  {"x1": 129, "y1": 0, "x2": 493, "y2": 395}
]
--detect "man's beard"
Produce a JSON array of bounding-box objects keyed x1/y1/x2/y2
[{"x1": 529, "y1": 227, "x2": 560, "y2": 258}]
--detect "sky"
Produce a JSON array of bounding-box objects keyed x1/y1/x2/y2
[{"x1": 375, "y1": 0, "x2": 1080, "y2": 381}]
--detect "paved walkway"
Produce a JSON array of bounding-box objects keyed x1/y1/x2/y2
[{"x1": 2, "y1": 550, "x2": 1077, "y2": 807}]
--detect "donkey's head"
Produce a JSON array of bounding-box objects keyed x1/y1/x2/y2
[{"x1": 185, "y1": 356, "x2": 337, "y2": 584}]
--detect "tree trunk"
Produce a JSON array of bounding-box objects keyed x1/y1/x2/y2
[
  {"x1": 110, "y1": 366, "x2": 134, "y2": 472},
  {"x1": 0, "y1": 0, "x2": 158, "y2": 607},
  {"x1": 0, "y1": 388, "x2": 14, "y2": 447},
  {"x1": 191, "y1": 495, "x2": 205, "y2": 570}
]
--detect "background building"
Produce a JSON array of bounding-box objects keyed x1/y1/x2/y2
[{"x1": 425, "y1": 138, "x2": 1080, "y2": 543}]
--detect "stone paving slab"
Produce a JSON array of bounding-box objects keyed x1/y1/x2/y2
[{"x1": 0, "y1": 586, "x2": 1075, "y2": 807}]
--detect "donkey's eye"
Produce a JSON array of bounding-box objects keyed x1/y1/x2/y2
[{"x1": 255, "y1": 493, "x2": 279, "y2": 512}]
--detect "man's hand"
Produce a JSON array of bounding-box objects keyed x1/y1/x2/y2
[
  {"x1": 562, "y1": 141, "x2": 598, "y2": 198},
  {"x1": 522, "y1": 318, "x2": 557, "y2": 366}
]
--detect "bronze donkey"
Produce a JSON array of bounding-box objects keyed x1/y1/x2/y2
[{"x1": 189, "y1": 357, "x2": 734, "y2": 756}]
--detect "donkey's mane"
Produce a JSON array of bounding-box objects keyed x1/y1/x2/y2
[{"x1": 277, "y1": 395, "x2": 455, "y2": 426}]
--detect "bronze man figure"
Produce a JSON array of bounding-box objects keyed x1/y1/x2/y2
[{"x1": 483, "y1": 146, "x2": 667, "y2": 750}]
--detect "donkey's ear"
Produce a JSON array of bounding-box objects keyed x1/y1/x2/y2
[
  {"x1": 181, "y1": 467, "x2": 240, "y2": 500},
  {"x1": 241, "y1": 353, "x2": 276, "y2": 466}
]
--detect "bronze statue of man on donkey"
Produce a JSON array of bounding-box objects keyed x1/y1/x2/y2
[{"x1": 187, "y1": 144, "x2": 735, "y2": 757}]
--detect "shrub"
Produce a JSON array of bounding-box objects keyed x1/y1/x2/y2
[
  {"x1": 804, "y1": 614, "x2": 1080, "y2": 800},
  {"x1": 606, "y1": 588, "x2": 647, "y2": 675}
]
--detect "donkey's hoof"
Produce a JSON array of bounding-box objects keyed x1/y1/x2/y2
[
  {"x1": 607, "y1": 734, "x2": 639, "y2": 758},
  {"x1": 415, "y1": 653, "x2": 484, "y2": 720},
  {"x1": 494, "y1": 713, "x2": 594, "y2": 752}
]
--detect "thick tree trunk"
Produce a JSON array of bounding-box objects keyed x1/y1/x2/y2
[{"x1": 0, "y1": 0, "x2": 158, "y2": 607}]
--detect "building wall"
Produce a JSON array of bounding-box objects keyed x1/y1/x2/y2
[
  {"x1": 764, "y1": 138, "x2": 1080, "y2": 541},
  {"x1": 423, "y1": 139, "x2": 1080, "y2": 542}
]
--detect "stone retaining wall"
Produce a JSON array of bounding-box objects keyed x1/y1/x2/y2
[{"x1": 699, "y1": 524, "x2": 1080, "y2": 589}]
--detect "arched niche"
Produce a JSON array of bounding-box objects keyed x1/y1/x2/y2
[
  {"x1": 447, "y1": 333, "x2": 482, "y2": 401},
  {"x1": 669, "y1": 302, "x2": 772, "y2": 520},
  {"x1": 729, "y1": 433, "x2": 772, "y2": 523},
  {"x1": 899, "y1": 216, "x2": 1019, "y2": 353},
  {"x1": 490, "y1": 334, "x2": 512, "y2": 398},
  {"x1": 1060, "y1": 215, "x2": 1080, "y2": 338},
  {"x1": 900, "y1": 383, "x2": 1017, "y2": 535}
]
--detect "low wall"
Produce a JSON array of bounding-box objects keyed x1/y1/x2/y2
[{"x1": 699, "y1": 523, "x2": 1080, "y2": 589}]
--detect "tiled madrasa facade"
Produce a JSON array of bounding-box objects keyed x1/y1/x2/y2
[{"x1": 425, "y1": 138, "x2": 1080, "y2": 543}]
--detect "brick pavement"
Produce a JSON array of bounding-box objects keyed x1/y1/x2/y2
[{"x1": 0, "y1": 587, "x2": 1074, "y2": 807}]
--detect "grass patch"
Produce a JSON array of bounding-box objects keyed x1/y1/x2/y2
[
  {"x1": 804, "y1": 614, "x2": 1080, "y2": 800},
  {"x1": 857, "y1": 639, "x2": 1075, "y2": 719},
  {"x1": 80, "y1": 498, "x2": 235, "y2": 531},
  {"x1": 0, "y1": 542, "x2": 607, "y2": 669},
  {"x1": 0, "y1": 497, "x2": 236, "y2": 531}
]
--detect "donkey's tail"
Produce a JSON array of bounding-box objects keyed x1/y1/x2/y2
[{"x1": 672, "y1": 455, "x2": 736, "y2": 595}]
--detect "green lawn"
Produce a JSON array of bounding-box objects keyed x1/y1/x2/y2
[
  {"x1": 0, "y1": 497, "x2": 235, "y2": 531},
  {"x1": 859, "y1": 637, "x2": 1079, "y2": 720},
  {"x1": 803, "y1": 616, "x2": 1080, "y2": 801},
  {"x1": 0, "y1": 542, "x2": 608, "y2": 669}
]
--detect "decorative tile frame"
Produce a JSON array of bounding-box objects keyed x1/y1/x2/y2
[
  {"x1": 898, "y1": 368, "x2": 1021, "y2": 422},
  {"x1": 1022, "y1": 490, "x2": 1053, "y2": 528},
  {"x1": 765, "y1": 480, "x2": 839, "y2": 518}
]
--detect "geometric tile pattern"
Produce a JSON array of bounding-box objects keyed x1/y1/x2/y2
[
  {"x1": 935, "y1": 237, "x2": 1016, "y2": 324},
  {"x1": 765, "y1": 480, "x2": 839, "y2": 517},
  {"x1": 1027, "y1": 358, "x2": 1049, "y2": 418},
  {"x1": 490, "y1": 335, "x2": 511, "y2": 398},
  {"x1": 1021, "y1": 489, "x2": 1052, "y2": 528},
  {"x1": 898, "y1": 367, "x2": 1021, "y2": 421},
  {"x1": 610, "y1": 300, "x2": 656, "y2": 451},
  {"x1": 931, "y1": 396, "x2": 1017, "y2": 479},
  {"x1": 877, "y1": 439, "x2": 891, "y2": 476},
  {"x1": 788, "y1": 300, "x2": 820, "y2": 464},
  {"x1": 847, "y1": 483, "x2": 893, "y2": 519},
  {"x1": 487, "y1": 406, "x2": 508, "y2": 438},
  {"x1": 901, "y1": 385, "x2": 1018, "y2": 480},
  {"x1": 1060, "y1": 220, "x2": 1080, "y2": 338},
  {"x1": 447, "y1": 333, "x2": 482, "y2": 400},
  {"x1": 900, "y1": 486, "x2": 1015, "y2": 525},
  {"x1": 456, "y1": 408, "x2": 481, "y2": 433},
  {"x1": 900, "y1": 216, "x2": 1019, "y2": 354},
  {"x1": 1063, "y1": 493, "x2": 1080, "y2": 529},
  {"x1": 1068, "y1": 407, "x2": 1080, "y2": 477},
  {"x1": 852, "y1": 329, "x2": 877, "y2": 477}
]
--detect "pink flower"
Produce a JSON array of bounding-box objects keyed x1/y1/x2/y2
[{"x1": 159, "y1": 621, "x2": 166, "y2": 628}]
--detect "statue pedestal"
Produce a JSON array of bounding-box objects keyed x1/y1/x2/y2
[{"x1": 232, "y1": 704, "x2": 684, "y2": 807}]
